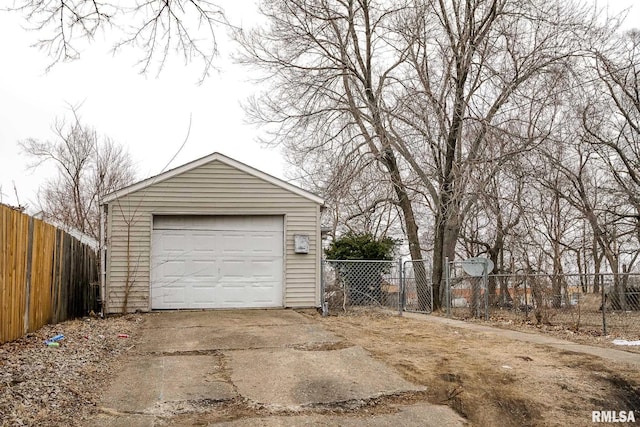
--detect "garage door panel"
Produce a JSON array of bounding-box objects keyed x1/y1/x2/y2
[
  {"x1": 190, "y1": 287, "x2": 217, "y2": 304},
  {"x1": 191, "y1": 281, "x2": 217, "y2": 289},
  {"x1": 219, "y1": 259, "x2": 246, "y2": 280},
  {"x1": 158, "y1": 231, "x2": 190, "y2": 250},
  {"x1": 224, "y1": 216, "x2": 283, "y2": 231},
  {"x1": 158, "y1": 250, "x2": 192, "y2": 261},
  {"x1": 250, "y1": 233, "x2": 282, "y2": 254},
  {"x1": 218, "y1": 283, "x2": 280, "y2": 307},
  {"x1": 247, "y1": 284, "x2": 282, "y2": 305},
  {"x1": 190, "y1": 260, "x2": 216, "y2": 278},
  {"x1": 157, "y1": 259, "x2": 188, "y2": 278},
  {"x1": 219, "y1": 234, "x2": 246, "y2": 254},
  {"x1": 251, "y1": 259, "x2": 281, "y2": 276},
  {"x1": 155, "y1": 286, "x2": 188, "y2": 306},
  {"x1": 151, "y1": 215, "x2": 283, "y2": 309},
  {"x1": 219, "y1": 258, "x2": 281, "y2": 282},
  {"x1": 192, "y1": 233, "x2": 217, "y2": 250},
  {"x1": 219, "y1": 281, "x2": 246, "y2": 288}
]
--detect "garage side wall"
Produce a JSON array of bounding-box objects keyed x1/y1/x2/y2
[{"x1": 105, "y1": 160, "x2": 320, "y2": 313}]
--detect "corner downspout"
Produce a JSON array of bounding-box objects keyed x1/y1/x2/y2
[{"x1": 100, "y1": 203, "x2": 107, "y2": 316}]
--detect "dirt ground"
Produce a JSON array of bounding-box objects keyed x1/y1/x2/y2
[
  {"x1": 464, "y1": 313, "x2": 640, "y2": 355},
  {"x1": 303, "y1": 310, "x2": 640, "y2": 427},
  {"x1": 2, "y1": 310, "x2": 640, "y2": 426}
]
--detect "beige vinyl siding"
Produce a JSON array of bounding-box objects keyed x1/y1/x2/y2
[{"x1": 105, "y1": 160, "x2": 320, "y2": 313}]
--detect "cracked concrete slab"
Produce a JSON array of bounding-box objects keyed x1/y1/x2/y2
[
  {"x1": 100, "y1": 357, "x2": 163, "y2": 413},
  {"x1": 91, "y1": 413, "x2": 155, "y2": 427},
  {"x1": 161, "y1": 355, "x2": 235, "y2": 402},
  {"x1": 211, "y1": 404, "x2": 466, "y2": 426},
  {"x1": 100, "y1": 354, "x2": 236, "y2": 413},
  {"x1": 140, "y1": 310, "x2": 312, "y2": 329},
  {"x1": 137, "y1": 321, "x2": 339, "y2": 353},
  {"x1": 227, "y1": 345, "x2": 426, "y2": 407},
  {"x1": 95, "y1": 310, "x2": 463, "y2": 426}
]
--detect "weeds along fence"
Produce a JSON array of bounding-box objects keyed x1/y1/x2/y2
[
  {"x1": 445, "y1": 271, "x2": 640, "y2": 337},
  {"x1": 0, "y1": 205, "x2": 99, "y2": 344}
]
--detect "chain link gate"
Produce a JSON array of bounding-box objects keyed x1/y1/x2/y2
[
  {"x1": 445, "y1": 258, "x2": 490, "y2": 320},
  {"x1": 402, "y1": 260, "x2": 433, "y2": 313}
]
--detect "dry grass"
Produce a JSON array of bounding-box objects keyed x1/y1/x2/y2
[{"x1": 306, "y1": 310, "x2": 640, "y2": 427}]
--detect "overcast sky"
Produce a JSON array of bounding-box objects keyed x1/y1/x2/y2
[
  {"x1": 0, "y1": 1, "x2": 638, "y2": 210},
  {"x1": 0, "y1": 2, "x2": 277, "y2": 210}
]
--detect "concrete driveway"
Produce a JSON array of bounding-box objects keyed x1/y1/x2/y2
[{"x1": 93, "y1": 310, "x2": 465, "y2": 426}]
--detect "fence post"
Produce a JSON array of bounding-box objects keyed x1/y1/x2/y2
[
  {"x1": 23, "y1": 217, "x2": 34, "y2": 334},
  {"x1": 430, "y1": 262, "x2": 434, "y2": 314},
  {"x1": 483, "y1": 261, "x2": 489, "y2": 321},
  {"x1": 321, "y1": 259, "x2": 328, "y2": 317},
  {"x1": 445, "y1": 257, "x2": 451, "y2": 318},
  {"x1": 524, "y1": 275, "x2": 528, "y2": 319},
  {"x1": 398, "y1": 259, "x2": 404, "y2": 316},
  {"x1": 601, "y1": 275, "x2": 607, "y2": 336}
]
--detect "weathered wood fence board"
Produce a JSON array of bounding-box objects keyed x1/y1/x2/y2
[{"x1": 0, "y1": 205, "x2": 98, "y2": 344}]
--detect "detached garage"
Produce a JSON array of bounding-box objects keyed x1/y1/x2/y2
[{"x1": 100, "y1": 152, "x2": 324, "y2": 314}]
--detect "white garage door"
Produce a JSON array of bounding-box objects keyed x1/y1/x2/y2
[{"x1": 151, "y1": 215, "x2": 284, "y2": 309}]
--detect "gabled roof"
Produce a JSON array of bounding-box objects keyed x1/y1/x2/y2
[{"x1": 101, "y1": 152, "x2": 324, "y2": 205}]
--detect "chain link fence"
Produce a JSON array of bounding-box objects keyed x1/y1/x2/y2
[
  {"x1": 321, "y1": 260, "x2": 401, "y2": 314},
  {"x1": 321, "y1": 259, "x2": 433, "y2": 314},
  {"x1": 445, "y1": 271, "x2": 640, "y2": 337},
  {"x1": 321, "y1": 258, "x2": 640, "y2": 338}
]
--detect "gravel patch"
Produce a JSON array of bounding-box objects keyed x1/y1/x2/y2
[{"x1": 0, "y1": 314, "x2": 144, "y2": 427}]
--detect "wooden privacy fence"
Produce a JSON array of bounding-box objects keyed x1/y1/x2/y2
[{"x1": 0, "y1": 205, "x2": 98, "y2": 344}]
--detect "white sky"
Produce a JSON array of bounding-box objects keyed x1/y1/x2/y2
[
  {"x1": 0, "y1": 1, "x2": 638, "y2": 210},
  {"x1": 0, "y1": 3, "x2": 280, "y2": 210}
]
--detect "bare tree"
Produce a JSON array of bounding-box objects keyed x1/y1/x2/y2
[
  {"x1": 459, "y1": 162, "x2": 525, "y2": 305},
  {"x1": 6, "y1": 0, "x2": 227, "y2": 80},
  {"x1": 562, "y1": 30, "x2": 640, "y2": 308},
  {"x1": 394, "y1": 0, "x2": 610, "y2": 307},
  {"x1": 541, "y1": 129, "x2": 635, "y2": 308},
  {"x1": 583, "y1": 31, "x2": 640, "y2": 247},
  {"x1": 19, "y1": 107, "x2": 136, "y2": 241},
  {"x1": 235, "y1": 0, "x2": 603, "y2": 309},
  {"x1": 235, "y1": 0, "x2": 434, "y2": 308}
]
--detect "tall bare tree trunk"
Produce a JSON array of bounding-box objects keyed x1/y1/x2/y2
[
  {"x1": 431, "y1": 91, "x2": 464, "y2": 309},
  {"x1": 379, "y1": 149, "x2": 429, "y2": 310}
]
